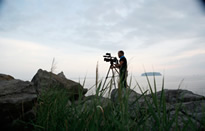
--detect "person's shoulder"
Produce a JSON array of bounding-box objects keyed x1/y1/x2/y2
[{"x1": 120, "y1": 57, "x2": 126, "y2": 61}]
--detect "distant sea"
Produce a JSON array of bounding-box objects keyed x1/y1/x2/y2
[{"x1": 71, "y1": 75, "x2": 205, "y2": 97}]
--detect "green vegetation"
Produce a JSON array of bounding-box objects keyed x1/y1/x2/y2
[{"x1": 31, "y1": 66, "x2": 205, "y2": 131}]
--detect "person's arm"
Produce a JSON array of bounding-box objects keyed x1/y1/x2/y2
[{"x1": 115, "y1": 60, "x2": 124, "y2": 68}]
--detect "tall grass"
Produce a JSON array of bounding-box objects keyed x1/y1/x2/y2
[{"x1": 32, "y1": 66, "x2": 205, "y2": 131}]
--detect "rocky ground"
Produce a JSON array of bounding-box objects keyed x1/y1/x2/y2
[
  {"x1": 0, "y1": 69, "x2": 87, "y2": 130},
  {"x1": 0, "y1": 69, "x2": 204, "y2": 130}
]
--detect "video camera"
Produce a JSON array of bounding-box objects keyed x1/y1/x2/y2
[{"x1": 103, "y1": 53, "x2": 119, "y2": 66}]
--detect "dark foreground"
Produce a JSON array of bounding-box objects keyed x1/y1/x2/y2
[{"x1": 0, "y1": 69, "x2": 205, "y2": 131}]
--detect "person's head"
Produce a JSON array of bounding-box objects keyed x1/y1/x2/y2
[{"x1": 118, "y1": 50, "x2": 124, "y2": 58}]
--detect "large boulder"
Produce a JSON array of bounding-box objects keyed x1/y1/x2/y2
[
  {"x1": 0, "y1": 74, "x2": 14, "y2": 81},
  {"x1": 154, "y1": 89, "x2": 205, "y2": 103},
  {"x1": 72, "y1": 95, "x2": 112, "y2": 124},
  {"x1": 81, "y1": 95, "x2": 112, "y2": 111},
  {"x1": 111, "y1": 88, "x2": 141, "y2": 118},
  {"x1": 111, "y1": 88, "x2": 141, "y2": 105},
  {"x1": 0, "y1": 75, "x2": 37, "y2": 130},
  {"x1": 31, "y1": 69, "x2": 88, "y2": 99},
  {"x1": 111, "y1": 88, "x2": 205, "y2": 129},
  {"x1": 180, "y1": 100, "x2": 205, "y2": 123}
]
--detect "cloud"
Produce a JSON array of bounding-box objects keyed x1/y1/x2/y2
[
  {"x1": 0, "y1": 0, "x2": 204, "y2": 78},
  {"x1": 0, "y1": 38, "x2": 54, "y2": 75},
  {"x1": 171, "y1": 49, "x2": 205, "y2": 61},
  {"x1": 0, "y1": 37, "x2": 107, "y2": 80},
  {"x1": 0, "y1": 0, "x2": 204, "y2": 50}
]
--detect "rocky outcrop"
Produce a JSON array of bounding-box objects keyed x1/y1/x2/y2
[
  {"x1": 1, "y1": 70, "x2": 205, "y2": 130},
  {"x1": 71, "y1": 95, "x2": 112, "y2": 124},
  {"x1": 31, "y1": 69, "x2": 88, "y2": 99},
  {"x1": 180, "y1": 100, "x2": 205, "y2": 122},
  {"x1": 0, "y1": 70, "x2": 88, "y2": 130},
  {"x1": 81, "y1": 95, "x2": 112, "y2": 111},
  {"x1": 0, "y1": 74, "x2": 14, "y2": 81},
  {"x1": 111, "y1": 88, "x2": 141, "y2": 104},
  {"x1": 0, "y1": 76, "x2": 37, "y2": 130},
  {"x1": 111, "y1": 88, "x2": 205, "y2": 130},
  {"x1": 111, "y1": 88, "x2": 142, "y2": 118},
  {"x1": 152, "y1": 89, "x2": 205, "y2": 103}
]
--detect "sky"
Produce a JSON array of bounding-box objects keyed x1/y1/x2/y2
[{"x1": 0, "y1": 0, "x2": 205, "y2": 81}]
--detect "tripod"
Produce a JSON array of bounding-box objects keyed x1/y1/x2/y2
[{"x1": 101, "y1": 64, "x2": 119, "y2": 92}]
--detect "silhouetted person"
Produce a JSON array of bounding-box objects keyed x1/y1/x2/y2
[{"x1": 114, "y1": 50, "x2": 127, "y2": 88}]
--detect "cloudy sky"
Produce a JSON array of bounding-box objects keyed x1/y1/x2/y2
[{"x1": 0, "y1": 0, "x2": 205, "y2": 80}]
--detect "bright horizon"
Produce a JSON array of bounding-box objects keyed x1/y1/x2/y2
[{"x1": 0, "y1": 0, "x2": 205, "y2": 81}]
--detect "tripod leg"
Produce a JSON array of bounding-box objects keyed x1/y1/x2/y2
[
  {"x1": 114, "y1": 68, "x2": 119, "y2": 74},
  {"x1": 111, "y1": 68, "x2": 117, "y2": 89},
  {"x1": 101, "y1": 67, "x2": 111, "y2": 91}
]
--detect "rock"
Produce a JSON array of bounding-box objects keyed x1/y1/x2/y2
[
  {"x1": 111, "y1": 88, "x2": 205, "y2": 129},
  {"x1": 73, "y1": 95, "x2": 112, "y2": 120},
  {"x1": 168, "y1": 110, "x2": 201, "y2": 130},
  {"x1": 31, "y1": 69, "x2": 88, "y2": 99},
  {"x1": 141, "y1": 110, "x2": 201, "y2": 130},
  {"x1": 180, "y1": 100, "x2": 205, "y2": 123},
  {"x1": 66, "y1": 100, "x2": 72, "y2": 107},
  {"x1": 82, "y1": 95, "x2": 112, "y2": 110},
  {"x1": 12, "y1": 110, "x2": 36, "y2": 130},
  {"x1": 70, "y1": 95, "x2": 112, "y2": 127},
  {"x1": 111, "y1": 88, "x2": 141, "y2": 105},
  {"x1": 145, "y1": 90, "x2": 205, "y2": 130},
  {"x1": 0, "y1": 78, "x2": 37, "y2": 130},
  {"x1": 0, "y1": 74, "x2": 14, "y2": 81},
  {"x1": 155, "y1": 89, "x2": 205, "y2": 103},
  {"x1": 111, "y1": 88, "x2": 141, "y2": 118},
  {"x1": 57, "y1": 71, "x2": 66, "y2": 79}
]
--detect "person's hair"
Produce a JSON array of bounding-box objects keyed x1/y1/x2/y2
[{"x1": 118, "y1": 50, "x2": 124, "y2": 55}]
